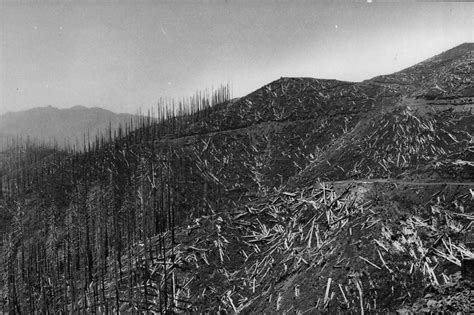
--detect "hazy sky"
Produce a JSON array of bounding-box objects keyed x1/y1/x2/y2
[{"x1": 1, "y1": 1, "x2": 472, "y2": 115}]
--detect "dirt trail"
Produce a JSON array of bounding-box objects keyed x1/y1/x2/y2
[{"x1": 325, "y1": 179, "x2": 474, "y2": 186}]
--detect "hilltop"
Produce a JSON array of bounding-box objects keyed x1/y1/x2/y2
[
  {"x1": 0, "y1": 43, "x2": 472, "y2": 313},
  {"x1": 368, "y1": 42, "x2": 473, "y2": 99}
]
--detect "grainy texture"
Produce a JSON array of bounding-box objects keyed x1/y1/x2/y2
[{"x1": 0, "y1": 44, "x2": 472, "y2": 313}]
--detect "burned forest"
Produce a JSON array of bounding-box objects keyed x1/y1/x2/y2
[{"x1": 0, "y1": 44, "x2": 473, "y2": 313}]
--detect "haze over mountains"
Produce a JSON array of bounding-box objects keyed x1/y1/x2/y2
[{"x1": 0, "y1": 105, "x2": 134, "y2": 147}]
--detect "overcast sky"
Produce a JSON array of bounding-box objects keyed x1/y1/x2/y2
[{"x1": 0, "y1": 1, "x2": 472, "y2": 115}]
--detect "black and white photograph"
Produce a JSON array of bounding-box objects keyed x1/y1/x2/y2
[{"x1": 0, "y1": 0, "x2": 473, "y2": 313}]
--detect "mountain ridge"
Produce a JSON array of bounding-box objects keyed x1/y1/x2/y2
[{"x1": 0, "y1": 105, "x2": 135, "y2": 147}]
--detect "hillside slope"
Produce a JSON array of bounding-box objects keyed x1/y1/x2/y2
[
  {"x1": 0, "y1": 43, "x2": 472, "y2": 313},
  {"x1": 157, "y1": 42, "x2": 474, "y2": 313},
  {"x1": 368, "y1": 42, "x2": 473, "y2": 99}
]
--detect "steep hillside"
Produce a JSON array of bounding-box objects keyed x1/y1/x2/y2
[
  {"x1": 0, "y1": 43, "x2": 472, "y2": 313},
  {"x1": 163, "y1": 78, "x2": 398, "y2": 194},
  {"x1": 0, "y1": 105, "x2": 134, "y2": 147},
  {"x1": 289, "y1": 43, "x2": 473, "y2": 187},
  {"x1": 368, "y1": 42, "x2": 473, "y2": 99},
  {"x1": 151, "y1": 42, "x2": 474, "y2": 313}
]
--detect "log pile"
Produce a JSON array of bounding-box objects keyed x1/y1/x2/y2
[{"x1": 125, "y1": 181, "x2": 473, "y2": 313}]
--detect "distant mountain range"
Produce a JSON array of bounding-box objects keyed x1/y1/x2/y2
[{"x1": 0, "y1": 105, "x2": 135, "y2": 147}]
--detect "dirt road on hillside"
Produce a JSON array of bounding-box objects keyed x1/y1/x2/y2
[{"x1": 325, "y1": 179, "x2": 474, "y2": 186}]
